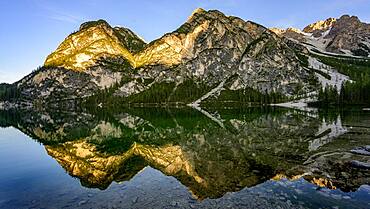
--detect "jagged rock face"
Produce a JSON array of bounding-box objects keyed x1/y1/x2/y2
[
  {"x1": 303, "y1": 17, "x2": 336, "y2": 37},
  {"x1": 237, "y1": 30, "x2": 310, "y2": 94},
  {"x1": 325, "y1": 15, "x2": 370, "y2": 56},
  {"x1": 272, "y1": 15, "x2": 370, "y2": 57},
  {"x1": 14, "y1": 20, "x2": 139, "y2": 103},
  {"x1": 134, "y1": 9, "x2": 266, "y2": 69},
  {"x1": 137, "y1": 9, "x2": 252, "y2": 66},
  {"x1": 270, "y1": 27, "x2": 306, "y2": 42},
  {"x1": 15, "y1": 66, "x2": 124, "y2": 103},
  {"x1": 121, "y1": 9, "x2": 314, "y2": 96},
  {"x1": 113, "y1": 26, "x2": 146, "y2": 53}
]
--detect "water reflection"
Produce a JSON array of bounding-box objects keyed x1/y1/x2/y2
[{"x1": 0, "y1": 107, "x2": 369, "y2": 201}]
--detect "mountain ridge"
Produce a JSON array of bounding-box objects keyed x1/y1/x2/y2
[
  {"x1": 271, "y1": 14, "x2": 370, "y2": 57},
  {"x1": 1, "y1": 9, "x2": 369, "y2": 108}
]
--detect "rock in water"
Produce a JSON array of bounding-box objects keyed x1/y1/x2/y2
[
  {"x1": 350, "y1": 146, "x2": 370, "y2": 156},
  {"x1": 350, "y1": 160, "x2": 370, "y2": 169}
]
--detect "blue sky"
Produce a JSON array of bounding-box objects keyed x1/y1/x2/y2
[{"x1": 1, "y1": 0, "x2": 370, "y2": 83}]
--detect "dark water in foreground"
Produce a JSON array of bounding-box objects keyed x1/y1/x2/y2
[{"x1": 0, "y1": 107, "x2": 369, "y2": 209}]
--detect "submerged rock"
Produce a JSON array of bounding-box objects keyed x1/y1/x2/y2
[
  {"x1": 350, "y1": 160, "x2": 370, "y2": 169},
  {"x1": 350, "y1": 146, "x2": 370, "y2": 156}
]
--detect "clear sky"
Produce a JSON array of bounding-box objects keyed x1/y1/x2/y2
[{"x1": 1, "y1": 0, "x2": 370, "y2": 83}]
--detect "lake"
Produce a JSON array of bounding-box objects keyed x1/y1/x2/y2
[{"x1": 0, "y1": 107, "x2": 369, "y2": 209}]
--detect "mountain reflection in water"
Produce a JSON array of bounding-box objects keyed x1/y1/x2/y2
[{"x1": 0, "y1": 106, "x2": 369, "y2": 208}]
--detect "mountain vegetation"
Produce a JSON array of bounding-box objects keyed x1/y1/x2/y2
[{"x1": 315, "y1": 55, "x2": 370, "y2": 105}]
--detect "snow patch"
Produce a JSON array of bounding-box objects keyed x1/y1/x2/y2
[
  {"x1": 187, "y1": 80, "x2": 226, "y2": 128},
  {"x1": 301, "y1": 28, "x2": 332, "y2": 52},
  {"x1": 272, "y1": 91, "x2": 318, "y2": 113},
  {"x1": 309, "y1": 116, "x2": 347, "y2": 151},
  {"x1": 340, "y1": 49, "x2": 354, "y2": 56},
  {"x1": 191, "y1": 105, "x2": 225, "y2": 128},
  {"x1": 308, "y1": 57, "x2": 350, "y2": 91},
  {"x1": 188, "y1": 80, "x2": 225, "y2": 107},
  {"x1": 321, "y1": 27, "x2": 332, "y2": 37}
]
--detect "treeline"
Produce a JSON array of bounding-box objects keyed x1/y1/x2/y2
[
  {"x1": 314, "y1": 55, "x2": 370, "y2": 106},
  {"x1": 84, "y1": 79, "x2": 126, "y2": 106},
  {"x1": 313, "y1": 55, "x2": 370, "y2": 80},
  {"x1": 0, "y1": 66, "x2": 47, "y2": 102},
  {"x1": 85, "y1": 80, "x2": 213, "y2": 107},
  {"x1": 207, "y1": 88, "x2": 287, "y2": 106},
  {"x1": 317, "y1": 80, "x2": 370, "y2": 106},
  {"x1": 84, "y1": 79, "x2": 289, "y2": 108},
  {"x1": 127, "y1": 82, "x2": 175, "y2": 104},
  {"x1": 0, "y1": 84, "x2": 21, "y2": 101}
]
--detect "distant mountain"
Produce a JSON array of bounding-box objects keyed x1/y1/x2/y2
[
  {"x1": 271, "y1": 15, "x2": 370, "y2": 57},
  {"x1": 303, "y1": 17, "x2": 336, "y2": 36},
  {"x1": 2, "y1": 9, "x2": 370, "y2": 107}
]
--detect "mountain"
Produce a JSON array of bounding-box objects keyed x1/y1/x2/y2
[
  {"x1": 272, "y1": 15, "x2": 370, "y2": 57},
  {"x1": 113, "y1": 9, "x2": 316, "y2": 102},
  {"x1": 2, "y1": 9, "x2": 370, "y2": 108},
  {"x1": 0, "y1": 9, "x2": 320, "y2": 107},
  {"x1": 303, "y1": 17, "x2": 336, "y2": 36},
  {"x1": 44, "y1": 19, "x2": 145, "y2": 70},
  {"x1": 325, "y1": 15, "x2": 370, "y2": 56}
]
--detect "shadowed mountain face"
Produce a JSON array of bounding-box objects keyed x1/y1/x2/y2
[{"x1": 0, "y1": 107, "x2": 369, "y2": 199}]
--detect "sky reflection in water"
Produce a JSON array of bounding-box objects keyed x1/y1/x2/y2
[{"x1": 0, "y1": 107, "x2": 369, "y2": 209}]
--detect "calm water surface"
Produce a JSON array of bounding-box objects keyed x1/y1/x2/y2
[{"x1": 0, "y1": 107, "x2": 369, "y2": 209}]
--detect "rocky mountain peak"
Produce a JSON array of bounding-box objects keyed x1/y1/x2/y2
[
  {"x1": 44, "y1": 19, "x2": 143, "y2": 71},
  {"x1": 79, "y1": 19, "x2": 111, "y2": 31},
  {"x1": 324, "y1": 15, "x2": 370, "y2": 56},
  {"x1": 181, "y1": 9, "x2": 232, "y2": 34},
  {"x1": 44, "y1": 9, "x2": 273, "y2": 71},
  {"x1": 327, "y1": 14, "x2": 363, "y2": 35},
  {"x1": 187, "y1": 8, "x2": 206, "y2": 20},
  {"x1": 271, "y1": 14, "x2": 370, "y2": 57},
  {"x1": 113, "y1": 26, "x2": 146, "y2": 53},
  {"x1": 269, "y1": 27, "x2": 306, "y2": 42},
  {"x1": 286, "y1": 27, "x2": 303, "y2": 33},
  {"x1": 269, "y1": 27, "x2": 285, "y2": 36},
  {"x1": 130, "y1": 9, "x2": 314, "y2": 96},
  {"x1": 133, "y1": 9, "x2": 267, "y2": 68},
  {"x1": 338, "y1": 14, "x2": 360, "y2": 22},
  {"x1": 303, "y1": 17, "x2": 336, "y2": 37},
  {"x1": 303, "y1": 17, "x2": 336, "y2": 32}
]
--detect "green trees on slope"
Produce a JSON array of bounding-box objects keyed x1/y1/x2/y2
[
  {"x1": 83, "y1": 78, "x2": 290, "y2": 108},
  {"x1": 318, "y1": 79, "x2": 370, "y2": 106},
  {"x1": 206, "y1": 88, "x2": 287, "y2": 106},
  {"x1": 0, "y1": 84, "x2": 20, "y2": 101},
  {"x1": 316, "y1": 55, "x2": 370, "y2": 106}
]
